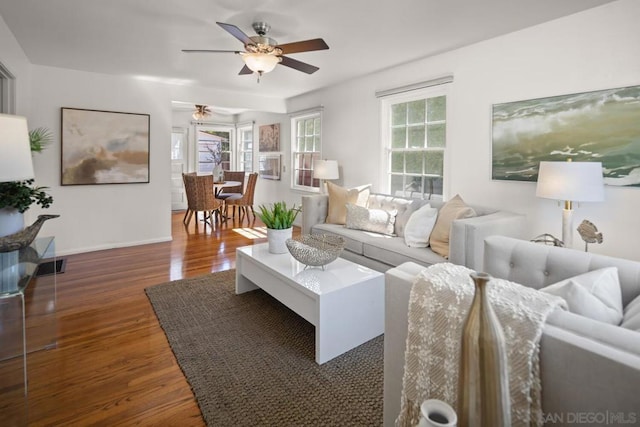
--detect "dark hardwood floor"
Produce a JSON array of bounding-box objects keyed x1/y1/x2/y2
[{"x1": 1, "y1": 211, "x2": 298, "y2": 426}]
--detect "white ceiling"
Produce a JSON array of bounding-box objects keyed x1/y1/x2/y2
[{"x1": 0, "y1": 0, "x2": 616, "y2": 101}]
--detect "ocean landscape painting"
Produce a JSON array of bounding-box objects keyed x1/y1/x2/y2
[
  {"x1": 62, "y1": 108, "x2": 150, "y2": 185},
  {"x1": 492, "y1": 85, "x2": 640, "y2": 186}
]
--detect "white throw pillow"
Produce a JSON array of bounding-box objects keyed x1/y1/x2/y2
[
  {"x1": 345, "y1": 203, "x2": 397, "y2": 236},
  {"x1": 620, "y1": 294, "x2": 640, "y2": 332},
  {"x1": 403, "y1": 204, "x2": 438, "y2": 248},
  {"x1": 540, "y1": 267, "x2": 623, "y2": 325}
]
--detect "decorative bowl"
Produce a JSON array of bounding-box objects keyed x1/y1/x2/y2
[{"x1": 285, "y1": 234, "x2": 345, "y2": 269}]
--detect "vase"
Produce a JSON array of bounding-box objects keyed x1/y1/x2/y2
[
  {"x1": 213, "y1": 164, "x2": 224, "y2": 183},
  {"x1": 267, "y1": 227, "x2": 292, "y2": 254},
  {"x1": 0, "y1": 208, "x2": 24, "y2": 238},
  {"x1": 418, "y1": 399, "x2": 458, "y2": 427},
  {"x1": 458, "y1": 272, "x2": 510, "y2": 427}
]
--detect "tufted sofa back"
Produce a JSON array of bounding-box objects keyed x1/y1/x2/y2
[{"x1": 484, "y1": 235, "x2": 640, "y2": 307}]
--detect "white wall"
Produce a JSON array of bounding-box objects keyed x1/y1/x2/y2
[
  {"x1": 286, "y1": 0, "x2": 640, "y2": 260},
  {"x1": 0, "y1": 12, "x2": 30, "y2": 113}
]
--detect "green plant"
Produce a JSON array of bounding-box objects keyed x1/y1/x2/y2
[
  {"x1": 0, "y1": 179, "x2": 53, "y2": 213},
  {"x1": 29, "y1": 127, "x2": 53, "y2": 153},
  {"x1": 257, "y1": 201, "x2": 301, "y2": 229}
]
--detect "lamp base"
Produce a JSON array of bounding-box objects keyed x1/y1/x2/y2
[{"x1": 562, "y1": 208, "x2": 573, "y2": 248}]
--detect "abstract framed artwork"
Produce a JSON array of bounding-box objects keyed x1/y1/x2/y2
[
  {"x1": 492, "y1": 85, "x2": 640, "y2": 186},
  {"x1": 259, "y1": 123, "x2": 280, "y2": 152},
  {"x1": 61, "y1": 108, "x2": 150, "y2": 185},
  {"x1": 259, "y1": 154, "x2": 281, "y2": 180}
]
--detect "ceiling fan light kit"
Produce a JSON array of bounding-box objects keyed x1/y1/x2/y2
[{"x1": 182, "y1": 21, "x2": 329, "y2": 82}]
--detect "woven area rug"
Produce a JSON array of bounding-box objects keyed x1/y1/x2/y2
[{"x1": 145, "y1": 269, "x2": 383, "y2": 426}]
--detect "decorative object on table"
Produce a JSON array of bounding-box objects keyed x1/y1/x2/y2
[
  {"x1": 192, "y1": 104, "x2": 211, "y2": 120},
  {"x1": 286, "y1": 234, "x2": 345, "y2": 270},
  {"x1": 312, "y1": 159, "x2": 339, "y2": 194},
  {"x1": 535, "y1": 159, "x2": 604, "y2": 248},
  {"x1": 418, "y1": 399, "x2": 457, "y2": 427},
  {"x1": 458, "y1": 272, "x2": 511, "y2": 427},
  {"x1": 258, "y1": 123, "x2": 280, "y2": 151},
  {"x1": 530, "y1": 233, "x2": 564, "y2": 247},
  {"x1": 61, "y1": 107, "x2": 150, "y2": 185},
  {"x1": 577, "y1": 219, "x2": 603, "y2": 252},
  {"x1": 0, "y1": 215, "x2": 59, "y2": 253},
  {"x1": 257, "y1": 201, "x2": 300, "y2": 253},
  {"x1": 258, "y1": 154, "x2": 281, "y2": 180},
  {"x1": 492, "y1": 84, "x2": 640, "y2": 185}
]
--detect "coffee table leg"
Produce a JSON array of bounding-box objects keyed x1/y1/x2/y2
[{"x1": 235, "y1": 255, "x2": 259, "y2": 294}]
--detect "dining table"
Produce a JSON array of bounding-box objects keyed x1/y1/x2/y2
[{"x1": 213, "y1": 180, "x2": 242, "y2": 197}]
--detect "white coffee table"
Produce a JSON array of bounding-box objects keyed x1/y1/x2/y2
[{"x1": 235, "y1": 243, "x2": 384, "y2": 364}]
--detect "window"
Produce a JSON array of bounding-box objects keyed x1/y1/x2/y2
[
  {"x1": 236, "y1": 123, "x2": 253, "y2": 172},
  {"x1": 382, "y1": 88, "x2": 447, "y2": 199},
  {"x1": 196, "y1": 125, "x2": 233, "y2": 173},
  {"x1": 291, "y1": 111, "x2": 322, "y2": 191}
]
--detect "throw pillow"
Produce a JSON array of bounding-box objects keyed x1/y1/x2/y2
[
  {"x1": 540, "y1": 267, "x2": 623, "y2": 325},
  {"x1": 620, "y1": 294, "x2": 640, "y2": 332},
  {"x1": 345, "y1": 203, "x2": 397, "y2": 236},
  {"x1": 403, "y1": 204, "x2": 438, "y2": 248},
  {"x1": 325, "y1": 182, "x2": 370, "y2": 225},
  {"x1": 429, "y1": 194, "x2": 476, "y2": 258}
]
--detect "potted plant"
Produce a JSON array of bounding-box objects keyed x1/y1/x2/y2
[{"x1": 257, "y1": 201, "x2": 300, "y2": 253}]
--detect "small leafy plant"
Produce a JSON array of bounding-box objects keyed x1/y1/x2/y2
[
  {"x1": 0, "y1": 179, "x2": 53, "y2": 213},
  {"x1": 257, "y1": 201, "x2": 301, "y2": 229},
  {"x1": 29, "y1": 127, "x2": 54, "y2": 153}
]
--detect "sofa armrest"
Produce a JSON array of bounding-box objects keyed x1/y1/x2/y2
[
  {"x1": 301, "y1": 194, "x2": 329, "y2": 235},
  {"x1": 383, "y1": 262, "x2": 426, "y2": 427},
  {"x1": 449, "y1": 211, "x2": 526, "y2": 271}
]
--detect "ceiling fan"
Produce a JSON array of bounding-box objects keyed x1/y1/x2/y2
[
  {"x1": 193, "y1": 104, "x2": 211, "y2": 120},
  {"x1": 183, "y1": 22, "x2": 329, "y2": 81}
]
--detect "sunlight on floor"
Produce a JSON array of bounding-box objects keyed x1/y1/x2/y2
[{"x1": 233, "y1": 226, "x2": 268, "y2": 239}]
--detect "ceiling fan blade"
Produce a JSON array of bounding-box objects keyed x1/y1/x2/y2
[
  {"x1": 279, "y1": 56, "x2": 319, "y2": 74},
  {"x1": 216, "y1": 22, "x2": 254, "y2": 46},
  {"x1": 238, "y1": 65, "x2": 253, "y2": 75},
  {"x1": 182, "y1": 49, "x2": 240, "y2": 53},
  {"x1": 277, "y1": 38, "x2": 329, "y2": 55}
]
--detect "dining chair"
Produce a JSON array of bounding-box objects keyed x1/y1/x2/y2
[
  {"x1": 217, "y1": 171, "x2": 246, "y2": 217},
  {"x1": 182, "y1": 172, "x2": 224, "y2": 229},
  {"x1": 224, "y1": 172, "x2": 257, "y2": 220}
]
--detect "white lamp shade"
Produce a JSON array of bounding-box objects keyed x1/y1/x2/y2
[
  {"x1": 536, "y1": 161, "x2": 604, "y2": 202},
  {"x1": 241, "y1": 53, "x2": 280, "y2": 73},
  {"x1": 0, "y1": 114, "x2": 34, "y2": 182},
  {"x1": 313, "y1": 160, "x2": 339, "y2": 180}
]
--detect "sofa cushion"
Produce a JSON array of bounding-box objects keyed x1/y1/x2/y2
[
  {"x1": 429, "y1": 194, "x2": 476, "y2": 258},
  {"x1": 325, "y1": 182, "x2": 370, "y2": 224},
  {"x1": 540, "y1": 267, "x2": 623, "y2": 325},
  {"x1": 403, "y1": 203, "x2": 438, "y2": 248},
  {"x1": 367, "y1": 194, "x2": 425, "y2": 237},
  {"x1": 345, "y1": 203, "x2": 397, "y2": 236},
  {"x1": 620, "y1": 294, "x2": 640, "y2": 332},
  {"x1": 363, "y1": 236, "x2": 446, "y2": 267}
]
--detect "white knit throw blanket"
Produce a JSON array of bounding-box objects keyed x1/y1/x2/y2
[{"x1": 396, "y1": 263, "x2": 567, "y2": 427}]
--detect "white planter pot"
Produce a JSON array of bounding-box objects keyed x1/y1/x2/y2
[
  {"x1": 0, "y1": 208, "x2": 24, "y2": 238},
  {"x1": 267, "y1": 227, "x2": 293, "y2": 254}
]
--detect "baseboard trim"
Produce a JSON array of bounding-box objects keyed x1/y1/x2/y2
[{"x1": 55, "y1": 236, "x2": 173, "y2": 257}]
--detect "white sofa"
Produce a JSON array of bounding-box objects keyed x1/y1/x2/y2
[
  {"x1": 301, "y1": 193, "x2": 526, "y2": 272},
  {"x1": 384, "y1": 235, "x2": 640, "y2": 427}
]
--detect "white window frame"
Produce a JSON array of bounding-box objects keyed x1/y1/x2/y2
[
  {"x1": 380, "y1": 86, "x2": 449, "y2": 200},
  {"x1": 194, "y1": 124, "x2": 235, "y2": 174},
  {"x1": 236, "y1": 122, "x2": 254, "y2": 172},
  {"x1": 290, "y1": 109, "x2": 323, "y2": 192}
]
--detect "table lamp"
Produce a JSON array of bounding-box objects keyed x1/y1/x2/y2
[
  {"x1": 0, "y1": 114, "x2": 34, "y2": 183},
  {"x1": 535, "y1": 160, "x2": 604, "y2": 248},
  {"x1": 313, "y1": 159, "x2": 339, "y2": 194}
]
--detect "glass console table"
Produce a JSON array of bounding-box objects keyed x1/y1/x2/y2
[{"x1": 0, "y1": 237, "x2": 57, "y2": 423}]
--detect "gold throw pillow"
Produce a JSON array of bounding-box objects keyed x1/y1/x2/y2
[{"x1": 429, "y1": 194, "x2": 476, "y2": 258}]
